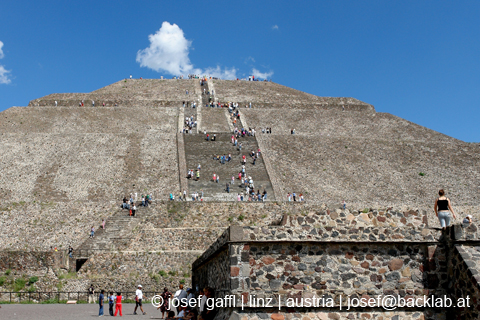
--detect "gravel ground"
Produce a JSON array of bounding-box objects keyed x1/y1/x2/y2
[{"x1": 0, "y1": 303, "x2": 167, "y2": 319}]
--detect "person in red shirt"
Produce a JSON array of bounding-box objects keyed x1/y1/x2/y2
[{"x1": 114, "y1": 292, "x2": 123, "y2": 316}]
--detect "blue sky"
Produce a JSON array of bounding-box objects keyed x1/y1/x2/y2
[{"x1": 0, "y1": 1, "x2": 478, "y2": 142}]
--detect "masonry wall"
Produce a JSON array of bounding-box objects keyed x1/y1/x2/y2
[
  {"x1": 0, "y1": 251, "x2": 66, "y2": 272},
  {"x1": 447, "y1": 245, "x2": 480, "y2": 320}
]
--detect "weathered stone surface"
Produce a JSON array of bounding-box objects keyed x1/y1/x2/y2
[{"x1": 389, "y1": 259, "x2": 404, "y2": 271}]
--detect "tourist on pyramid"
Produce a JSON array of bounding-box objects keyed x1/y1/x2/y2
[
  {"x1": 132, "y1": 204, "x2": 137, "y2": 216},
  {"x1": 90, "y1": 226, "x2": 95, "y2": 238},
  {"x1": 434, "y1": 189, "x2": 456, "y2": 230},
  {"x1": 196, "y1": 170, "x2": 200, "y2": 181},
  {"x1": 213, "y1": 173, "x2": 216, "y2": 182}
]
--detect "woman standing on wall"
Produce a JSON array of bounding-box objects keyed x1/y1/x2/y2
[{"x1": 434, "y1": 189, "x2": 456, "y2": 230}]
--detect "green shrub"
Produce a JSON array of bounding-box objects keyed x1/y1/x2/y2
[
  {"x1": 28, "y1": 276, "x2": 39, "y2": 285},
  {"x1": 362, "y1": 208, "x2": 369, "y2": 213},
  {"x1": 419, "y1": 172, "x2": 425, "y2": 176},
  {"x1": 158, "y1": 270, "x2": 167, "y2": 277},
  {"x1": 238, "y1": 214, "x2": 245, "y2": 221},
  {"x1": 5, "y1": 269, "x2": 11, "y2": 276},
  {"x1": 168, "y1": 270, "x2": 177, "y2": 276},
  {"x1": 0, "y1": 276, "x2": 6, "y2": 286},
  {"x1": 27, "y1": 285, "x2": 36, "y2": 293},
  {"x1": 14, "y1": 278, "x2": 26, "y2": 292},
  {"x1": 180, "y1": 279, "x2": 185, "y2": 284}
]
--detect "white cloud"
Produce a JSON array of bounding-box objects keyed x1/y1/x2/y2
[
  {"x1": 252, "y1": 68, "x2": 273, "y2": 79},
  {"x1": 245, "y1": 56, "x2": 255, "y2": 63},
  {"x1": 272, "y1": 25, "x2": 279, "y2": 30},
  {"x1": 0, "y1": 66, "x2": 11, "y2": 84},
  {"x1": 204, "y1": 66, "x2": 237, "y2": 80},
  {"x1": 136, "y1": 22, "x2": 237, "y2": 79},
  {"x1": 0, "y1": 41, "x2": 11, "y2": 84}
]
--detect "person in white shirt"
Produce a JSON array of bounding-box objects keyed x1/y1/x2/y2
[
  {"x1": 134, "y1": 285, "x2": 146, "y2": 315},
  {"x1": 173, "y1": 284, "x2": 187, "y2": 312}
]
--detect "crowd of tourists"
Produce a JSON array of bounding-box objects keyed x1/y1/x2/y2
[
  {"x1": 287, "y1": 192, "x2": 304, "y2": 202},
  {"x1": 92, "y1": 283, "x2": 216, "y2": 320},
  {"x1": 182, "y1": 114, "x2": 197, "y2": 133}
]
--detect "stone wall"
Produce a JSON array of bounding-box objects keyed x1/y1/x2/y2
[
  {"x1": 193, "y1": 218, "x2": 480, "y2": 319},
  {"x1": 447, "y1": 245, "x2": 480, "y2": 320},
  {"x1": 0, "y1": 251, "x2": 66, "y2": 273},
  {"x1": 76, "y1": 251, "x2": 197, "y2": 292}
]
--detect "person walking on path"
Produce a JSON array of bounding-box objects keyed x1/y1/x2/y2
[
  {"x1": 134, "y1": 285, "x2": 146, "y2": 315},
  {"x1": 114, "y1": 292, "x2": 123, "y2": 316},
  {"x1": 435, "y1": 189, "x2": 456, "y2": 230},
  {"x1": 98, "y1": 290, "x2": 105, "y2": 317},
  {"x1": 101, "y1": 219, "x2": 106, "y2": 229}
]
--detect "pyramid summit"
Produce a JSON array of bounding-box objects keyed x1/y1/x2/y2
[{"x1": 1, "y1": 78, "x2": 479, "y2": 318}]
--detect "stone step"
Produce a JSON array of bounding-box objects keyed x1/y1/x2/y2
[{"x1": 183, "y1": 132, "x2": 274, "y2": 201}]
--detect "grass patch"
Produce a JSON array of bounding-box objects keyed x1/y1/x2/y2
[
  {"x1": 158, "y1": 270, "x2": 167, "y2": 277},
  {"x1": 419, "y1": 172, "x2": 425, "y2": 176},
  {"x1": 14, "y1": 278, "x2": 27, "y2": 292},
  {"x1": 238, "y1": 214, "x2": 245, "y2": 221},
  {"x1": 362, "y1": 208, "x2": 369, "y2": 213},
  {"x1": 28, "y1": 276, "x2": 39, "y2": 285},
  {"x1": 58, "y1": 271, "x2": 77, "y2": 280},
  {"x1": 5, "y1": 269, "x2": 11, "y2": 276}
]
